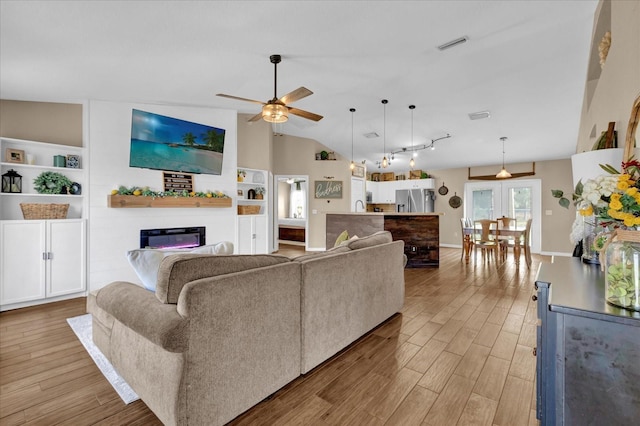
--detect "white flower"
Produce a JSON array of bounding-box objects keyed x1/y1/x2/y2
[{"x1": 570, "y1": 216, "x2": 586, "y2": 245}]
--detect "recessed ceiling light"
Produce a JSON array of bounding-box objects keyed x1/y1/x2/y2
[
  {"x1": 468, "y1": 111, "x2": 491, "y2": 120},
  {"x1": 363, "y1": 132, "x2": 379, "y2": 139},
  {"x1": 438, "y1": 36, "x2": 469, "y2": 51}
]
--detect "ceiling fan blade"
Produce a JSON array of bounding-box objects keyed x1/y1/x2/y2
[
  {"x1": 247, "y1": 112, "x2": 264, "y2": 122},
  {"x1": 279, "y1": 87, "x2": 313, "y2": 105},
  {"x1": 288, "y1": 107, "x2": 323, "y2": 122},
  {"x1": 216, "y1": 93, "x2": 266, "y2": 106}
]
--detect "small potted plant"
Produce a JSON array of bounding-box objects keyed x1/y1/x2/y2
[
  {"x1": 254, "y1": 186, "x2": 265, "y2": 200},
  {"x1": 237, "y1": 169, "x2": 246, "y2": 182}
]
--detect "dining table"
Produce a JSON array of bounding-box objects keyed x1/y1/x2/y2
[{"x1": 462, "y1": 225, "x2": 531, "y2": 267}]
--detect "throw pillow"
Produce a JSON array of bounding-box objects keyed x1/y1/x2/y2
[
  {"x1": 127, "y1": 242, "x2": 234, "y2": 291},
  {"x1": 334, "y1": 230, "x2": 349, "y2": 247}
]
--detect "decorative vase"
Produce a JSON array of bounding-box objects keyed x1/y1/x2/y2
[
  {"x1": 603, "y1": 229, "x2": 640, "y2": 312},
  {"x1": 582, "y1": 215, "x2": 603, "y2": 265}
]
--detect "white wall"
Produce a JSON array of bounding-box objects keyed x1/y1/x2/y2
[{"x1": 88, "y1": 100, "x2": 237, "y2": 291}]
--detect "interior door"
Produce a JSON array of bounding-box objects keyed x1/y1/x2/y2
[{"x1": 464, "y1": 179, "x2": 541, "y2": 253}]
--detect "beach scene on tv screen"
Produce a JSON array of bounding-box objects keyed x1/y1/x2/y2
[{"x1": 130, "y1": 109, "x2": 226, "y2": 175}]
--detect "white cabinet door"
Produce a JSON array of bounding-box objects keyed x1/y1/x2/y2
[
  {"x1": 378, "y1": 182, "x2": 396, "y2": 204},
  {"x1": 237, "y1": 216, "x2": 254, "y2": 254},
  {"x1": 0, "y1": 221, "x2": 46, "y2": 304},
  {"x1": 48, "y1": 220, "x2": 86, "y2": 297},
  {"x1": 253, "y1": 216, "x2": 268, "y2": 254},
  {"x1": 237, "y1": 215, "x2": 269, "y2": 255}
]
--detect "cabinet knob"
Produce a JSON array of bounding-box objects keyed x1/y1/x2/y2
[
  {"x1": 531, "y1": 294, "x2": 538, "y2": 301},
  {"x1": 532, "y1": 347, "x2": 537, "y2": 356}
]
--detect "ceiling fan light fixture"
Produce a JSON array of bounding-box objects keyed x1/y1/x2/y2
[{"x1": 262, "y1": 103, "x2": 288, "y2": 123}]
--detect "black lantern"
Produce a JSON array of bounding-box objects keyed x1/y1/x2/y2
[{"x1": 1, "y1": 169, "x2": 22, "y2": 193}]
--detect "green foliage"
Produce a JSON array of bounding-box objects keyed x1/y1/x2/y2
[
  {"x1": 552, "y1": 180, "x2": 583, "y2": 209},
  {"x1": 33, "y1": 172, "x2": 73, "y2": 194}
]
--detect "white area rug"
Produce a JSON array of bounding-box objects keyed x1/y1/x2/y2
[{"x1": 67, "y1": 314, "x2": 139, "y2": 404}]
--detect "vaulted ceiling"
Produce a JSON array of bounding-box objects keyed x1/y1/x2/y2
[{"x1": 0, "y1": 1, "x2": 598, "y2": 173}]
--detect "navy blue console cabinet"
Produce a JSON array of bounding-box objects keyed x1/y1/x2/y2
[{"x1": 535, "y1": 257, "x2": 640, "y2": 425}]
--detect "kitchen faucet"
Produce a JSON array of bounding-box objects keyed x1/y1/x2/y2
[{"x1": 355, "y1": 200, "x2": 365, "y2": 212}]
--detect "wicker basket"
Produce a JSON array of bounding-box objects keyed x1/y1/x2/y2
[
  {"x1": 237, "y1": 205, "x2": 261, "y2": 215},
  {"x1": 20, "y1": 203, "x2": 69, "y2": 220}
]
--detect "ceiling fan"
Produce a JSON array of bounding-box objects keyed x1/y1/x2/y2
[{"x1": 217, "y1": 54, "x2": 323, "y2": 124}]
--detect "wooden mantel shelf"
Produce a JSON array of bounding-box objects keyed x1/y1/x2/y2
[{"x1": 107, "y1": 195, "x2": 232, "y2": 208}]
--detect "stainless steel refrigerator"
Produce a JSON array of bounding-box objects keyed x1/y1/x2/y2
[{"x1": 395, "y1": 189, "x2": 435, "y2": 213}]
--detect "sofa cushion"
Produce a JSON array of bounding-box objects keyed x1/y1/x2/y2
[
  {"x1": 127, "y1": 242, "x2": 234, "y2": 291},
  {"x1": 292, "y1": 245, "x2": 351, "y2": 262},
  {"x1": 347, "y1": 230, "x2": 393, "y2": 250},
  {"x1": 333, "y1": 230, "x2": 350, "y2": 247},
  {"x1": 156, "y1": 254, "x2": 291, "y2": 304}
]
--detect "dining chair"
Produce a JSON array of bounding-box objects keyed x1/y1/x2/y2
[
  {"x1": 497, "y1": 216, "x2": 516, "y2": 260},
  {"x1": 500, "y1": 218, "x2": 532, "y2": 267},
  {"x1": 473, "y1": 219, "x2": 499, "y2": 262},
  {"x1": 460, "y1": 218, "x2": 473, "y2": 260}
]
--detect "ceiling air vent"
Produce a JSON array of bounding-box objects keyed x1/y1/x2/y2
[
  {"x1": 468, "y1": 111, "x2": 491, "y2": 120},
  {"x1": 438, "y1": 36, "x2": 469, "y2": 51}
]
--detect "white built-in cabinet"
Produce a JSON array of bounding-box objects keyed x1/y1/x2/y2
[
  {"x1": 236, "y1": 167, "x2": 271, "y2": 254},
  {"x1": 0, "y1": 219, "x2": 86, "y2": 310},
  {"x1": 237, "y1": 215, "x2": 268, "y2": 254},
  {"x1": 0, "y1": 137, "x2": 87, "y2": 311}
]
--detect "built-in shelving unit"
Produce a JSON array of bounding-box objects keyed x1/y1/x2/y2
[
  {"x1": 1, "y1": 137, "x2": 86, "y2": 220},
  {"x1": 237, "y1": 167, "x2": 270, "y2": 254},
  {"x1": 1, "y1": 136, "x2": 87, "y2": 311}
]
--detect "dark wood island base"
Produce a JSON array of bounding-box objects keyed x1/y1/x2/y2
[{"x1": 326, "y1": 213, "x2": 441, "y2": 268}]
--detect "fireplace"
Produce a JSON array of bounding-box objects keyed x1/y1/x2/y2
[{"x1": 140, "y1": 226, "x2": 206, "y2": 249}]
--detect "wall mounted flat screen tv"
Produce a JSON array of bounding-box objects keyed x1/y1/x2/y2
[{"x1": 129, "y1": 109, "x2": 226, "y2": 175}]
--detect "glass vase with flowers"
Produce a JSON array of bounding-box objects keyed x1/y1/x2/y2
[{"x1": 571, "y1": 159, "x2": 640, "y2": 311}]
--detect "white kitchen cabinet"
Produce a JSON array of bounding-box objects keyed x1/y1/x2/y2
[
  {"x1": 237, "y1": 215, "x2": 268, "y2": 254},
  {"x1": 369, "y1": 181, "x2": 395, "y2": 204},
  {"x1": 0, "y1": 219, "x2": 86, "y2": 310}
]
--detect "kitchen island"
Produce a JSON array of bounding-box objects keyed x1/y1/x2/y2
[{"x1": 326, "y1": 212, "x2": 442, "y2": 267}]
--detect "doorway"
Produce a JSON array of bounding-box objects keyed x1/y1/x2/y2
[
  {"x1": 273, "y1": 175, "x2": 309, "y2": 252},
  {"x1": 464, "y1": 179, "x2": 541, "y2": 253}
]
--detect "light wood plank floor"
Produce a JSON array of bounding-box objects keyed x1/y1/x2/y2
[{"x1": 0, "y1": 246, "x2": 547, "y2": 425}]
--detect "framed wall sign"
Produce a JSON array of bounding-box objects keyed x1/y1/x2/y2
[
  {"x1": 163, "y1": 171, "x2": 194, "y2": 192},
  {"x1": 351, "y1": 164, "x2": 365, "y2": 178},
  {"x1": 314, "y1": 180, "x2": 343, "y2": 199}
]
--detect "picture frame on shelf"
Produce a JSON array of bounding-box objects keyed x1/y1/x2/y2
[
  {"x1": 66, "y1": 154, "x2": 80, "y2": 168},
  {"x1": 6, "y1": 148, "x2": 25, "y2": 164}
]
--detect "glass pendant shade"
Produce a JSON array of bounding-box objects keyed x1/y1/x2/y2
[
  {"x1": 496, "y1": 137, "x2": 511, "y2": 178},
  {"x1": 262, "y1": 103, "x2": 288, "y2": 123},
  {"x1": 382, "y1": 156, "x2": 388, "y2": 168},
  {"x1": 350, "y1": 161, "x2": 355, "y2": 170},
  {"x1": 496, "y1": 168, "x2": 512, "y2": 179},
  {"x1": 409, "y1": 157, "x2": 415, "y2": 168}
]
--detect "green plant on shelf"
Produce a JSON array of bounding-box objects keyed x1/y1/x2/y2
[{"x1": 33, "y1": 171, "x2": 73, "y2": 194}]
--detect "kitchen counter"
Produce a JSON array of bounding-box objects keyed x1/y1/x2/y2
[
  {"x1": 326, "y1": 213, "x2": 441, "y2": 267},
  {"x1": 328, "y1": 212, "x2": 443, "y2": 216}
]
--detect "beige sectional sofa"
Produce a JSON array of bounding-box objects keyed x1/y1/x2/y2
[{"x1": 87, "y1": 231, "x2": 405, "y2": 425}]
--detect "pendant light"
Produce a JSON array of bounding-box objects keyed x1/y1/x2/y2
[
  {"x1": 381, "y1": 99, "x2": 388, "y2": 168},
  {"x1": 496, "y1": 136, "x2": 512, "y2": 178},
  {"x1": 349, "y1": 108, "x2": 356, "y2": 170},
  {"x1": 409, "y1": 105, "x2": 416, "y2": 169}
]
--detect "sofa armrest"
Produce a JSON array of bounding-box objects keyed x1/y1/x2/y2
[{"x1": 95, "y1": 281, "x2": 188, "y2": 353}]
